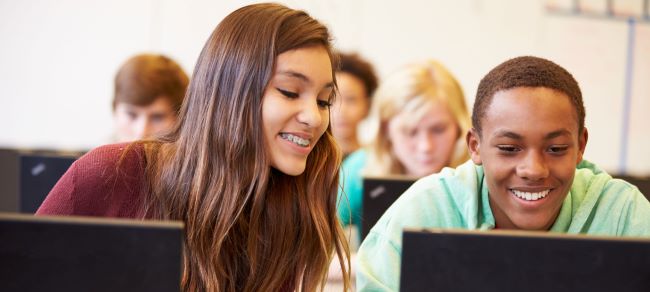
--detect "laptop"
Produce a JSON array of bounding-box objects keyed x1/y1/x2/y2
[
  {"x1": 0, "y1": 148, "x2": 83, "y2": 213},
  {"x1": 400, "y1": 228, "x2": 650, "y2": 292},
  {"x1": 361, "y1": 176, "x2": 415, "y2": 240},
  {"x1": 0, "y1": 213, "x2": 184, "y2": 292}
]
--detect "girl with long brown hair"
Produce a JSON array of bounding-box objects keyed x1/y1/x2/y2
[{"x1": 37, "y1": 3, "x2": 350, "y2": 291}]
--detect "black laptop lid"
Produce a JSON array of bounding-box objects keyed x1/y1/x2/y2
[
  {"x1": 0, "y1": 213, "x2": 184, "y2": 292},
  {"x1": 400, "y1": 228, "x2": 650, "y2": 292},
  {"x1": 361, "y1": 176, "x2": 414, "y2": 240},
  {"x1": 0, "y1": 149, "x2": 82, "y2": 213}
]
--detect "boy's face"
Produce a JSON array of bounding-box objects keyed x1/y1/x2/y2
[
  {"x1": 467, "y1": 87, "x2": 587, "y2": 230},
  {"x1": 113, "y1": 97, "x2": 177, "y2": 142}
]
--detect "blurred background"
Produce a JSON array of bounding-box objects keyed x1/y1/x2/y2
[{"x1": 1, "y1": 0, "x2": 648, "y2": 175}]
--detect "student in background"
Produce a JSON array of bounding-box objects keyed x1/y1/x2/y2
[
  {"x1": 356, "y1": 56, "x2": 650, "y2": 291},
  {"x1": 337, "y1": 60, "x2": 471, "y2": 236},
  {"x1": 330, "y1": 52, "x2": 378, "y2": 159},
  {"x1": 112, "y1": 54, "x2": 189, "y2": 142},
  {"x1": 37, "y1": 3, "x2": 350, "y2": 291}
]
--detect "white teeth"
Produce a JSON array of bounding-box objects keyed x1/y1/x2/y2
[
  {"x1": 280, "y1": 133, "x2": 310, "y2": 147},
  {"x1": 512, "y1": 189, "x2": 550, "y2": 201}
]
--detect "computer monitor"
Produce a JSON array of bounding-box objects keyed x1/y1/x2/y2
[
  {"x1": 0, "y1": 149, "x2": 83, "y2": 213},
  {"x1": 361, "y1": 176, "x2": 415, "y2": 240},
  {"x1": 400, "y1": 228, "x2": 650, "y2": 292},
  {"x1": 0, "y1": 213, "x2": 184, "y2": 292}
]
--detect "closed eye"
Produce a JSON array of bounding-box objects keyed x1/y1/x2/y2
[
  {"x1": 548, "y1": 145, "x2": 569, "y2": 154},
  {"x1": 317, "y1": 99, "x2": 332, "y2": 109},
  {"x1": 277, "y1": 88, "x2": 298, "y2": 98},
  {"x1": 497, "y1": 145, "x2": 520, "y2": 153}
]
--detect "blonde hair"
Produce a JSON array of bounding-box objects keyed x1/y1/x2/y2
[{"x1": 364, "y1": 60, "x2": 471, "y2": 176}]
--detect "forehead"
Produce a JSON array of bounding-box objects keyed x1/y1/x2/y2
[
  {"x1": 482, "y1": 87, "x2": 579, "y2": 137},
  {"x1": 274, "y1": 45, "x2": 333, "y2": 84},
  {"x1": 116, "y1": 97, "x2": 174, "y2": 114},
  {"x1": 392, "y1": 99, "x2": 454, "y2": 129}
]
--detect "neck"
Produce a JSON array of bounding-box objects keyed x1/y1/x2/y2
[{"x1": 337, "y1": 137, "x2": 360, "y2": 156}]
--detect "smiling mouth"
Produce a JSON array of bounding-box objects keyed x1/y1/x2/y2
[
  {"x1": 280, "y1": 133, "x2": 310, "y2": 147},
  {"x1": 511, "y1": 189, "x2": 550, "y2": 201}
]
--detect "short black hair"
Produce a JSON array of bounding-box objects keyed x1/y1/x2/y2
[{"x1": 473, "y1": 56, "x2": 584, "y2": 136}]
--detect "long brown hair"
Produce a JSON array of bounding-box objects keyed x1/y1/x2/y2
[{"x1": 139, "y1": 3, "x2": 349, "y2": 291}]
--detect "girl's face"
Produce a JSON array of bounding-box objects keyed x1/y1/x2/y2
[
  {"x1": 387, "y1": 101, "x2": 460, "y2": 177},
  {"x1": 262, "y1": 45, "x2": 334, "y2": 176},
  {"x1": 330, "y1": 72, "x2": 370, "y2": 142}
]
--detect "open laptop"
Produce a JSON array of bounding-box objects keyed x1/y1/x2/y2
[
  {"x1": 0, "y1": 213, "x2": 184, "y2": 292},
  {"x1": 0, "y1": 148, "x2": 83, "y2": 213},
  {"x1": 400, "y1": 228, "x2": 650, "y2": 292},
  {"x1": 361, "y1": 176, "x2": 415, "y2": 240}
]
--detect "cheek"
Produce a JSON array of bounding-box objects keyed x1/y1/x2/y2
[
  {"x1": 552, "y1": 164, "x2": 577, "y2": 184},
  {"x1": 391, "y1": 137, "x2": 415, "y2": 160},
  {"x1": 114, "y1": 114, "x2": 134, "y2": 127},
  {"x1": 318, "y1": 111, "x2": 330, "y2": 135},
  {"x1": 349, "y1": 104, "x2": 368, "y2": 121}
]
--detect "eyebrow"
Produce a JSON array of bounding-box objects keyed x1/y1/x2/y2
[
  {"x1": 492, "y1": 129, "x2": 573, "y2": 140},
  {"x1": 544, "y1": 129, "x2": 572, "y2": 140},
  {"x1": 278, "y1": 70, "x2": 334, "y2": 89}
]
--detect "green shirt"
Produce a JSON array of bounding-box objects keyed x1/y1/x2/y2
[
  {"x1": 356, "y1": 160, "x2": 650, "y2": 291},
  {"x1": 337, "y1": 149, "x2": 368, "y2": 228}
]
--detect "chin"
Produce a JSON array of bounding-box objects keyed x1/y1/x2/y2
[
  {"x1": 272, "y1": 164, "x2": 307, "y2": 176},
  {"x1": 513, "y1": 218, "x2": 554, "y2": 231}
]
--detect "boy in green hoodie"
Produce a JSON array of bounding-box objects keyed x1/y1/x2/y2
[{"x1": 356, "y1": 56, "x2": 650, "y2": 292}]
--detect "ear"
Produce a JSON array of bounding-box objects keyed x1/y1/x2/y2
[
  {"x1": 576, "y1": 127, "x2": 589, "y2": 164},
  {"x1": 466, "y1": 128, "x2": 483, "y2": 165}
]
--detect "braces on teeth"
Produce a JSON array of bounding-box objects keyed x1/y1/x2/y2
[{"x1": 280, "y1": 133, "x2": 309, "y2": 147}]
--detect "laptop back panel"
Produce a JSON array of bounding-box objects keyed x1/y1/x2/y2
[
  {"x1": 400, "y1": 229, "x2": 650, "y2": 292},
  {"x1": 0, "y1": 213, "x2": 183, "y2": 292},
  {"x1": 361, "y1": 177, "x2": 414, "y2": 240}
]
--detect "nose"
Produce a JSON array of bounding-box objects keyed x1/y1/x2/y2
[
  {"x1": 134, "y1": 118, "x2": 153, "y2": 140},
  {"x1": 517, "y1": 151, "x2": 549, "y2": 181},
  {"x1": 297, "y1": 99, "x2": 323, "y2": 128},
  {"x1": 416, "y1": 132, "x2": 435, "y2": 154}
]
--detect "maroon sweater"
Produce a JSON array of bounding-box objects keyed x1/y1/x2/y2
[
  {"x1": 36, "y1": 143, "x2": 147, "y2": 218},
  {"x1": 37, "y1": 143, "x2": 299, "y2": 291}
]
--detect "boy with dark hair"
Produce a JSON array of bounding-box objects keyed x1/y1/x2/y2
[{"x1": 356, "y1": 56, "x2": 650, "y2": 291}]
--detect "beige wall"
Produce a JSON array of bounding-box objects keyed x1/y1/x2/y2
[{"x1": 1, "y1": 0, "x2": 648, "y2": 174}]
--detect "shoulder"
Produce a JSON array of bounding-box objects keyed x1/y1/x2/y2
[
  {"x1": 36, "y1": 143, "x2": 147, "y2": 217},
  {"x1": 570, "y1": 160, "x2": 650, "y2": 234},
  {"x1": 76, "y1": 143, "x2": 145, "y2": 173},
  {"x1": 342, "y1": 149, "x2": 367, "y2": 169},
  {"x1": 398, "y1": 159, "x2": 483, "y2": 209},
  {"x1": 369, "y1": 160, "x2": 483, "y2": 238},
  {"x1": 572, "y1": 160, "x2": 640, "y2": 203}
]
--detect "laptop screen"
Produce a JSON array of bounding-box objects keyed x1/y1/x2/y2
[
  {"x1": 361, "y1": 176, "x2": 415, "y2": 240},
  {"x1": 0, "y1": 213, "x2": 184, "y2": 292},
  {"x1": 400, "y1": 228, "x2": 650, "y2": 292}
]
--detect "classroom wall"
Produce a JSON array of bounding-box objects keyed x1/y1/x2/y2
[{"x1": 1, "y1": 0, "x2": 648, "y2": 175}]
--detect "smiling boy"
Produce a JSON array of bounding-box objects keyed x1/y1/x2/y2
[{"x1": 356, "y1": 56, "x2": 650, "y2": 291}]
